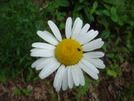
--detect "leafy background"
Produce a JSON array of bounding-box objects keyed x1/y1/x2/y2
[{"x1": 0, "y1": 0, "x2": 134, "y2": 101}]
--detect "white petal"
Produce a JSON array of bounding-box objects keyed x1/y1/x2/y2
[
  {"x1": 81, "y1": 58, "x2": 99, "y2": 74},
  {"x1": 76, "y1": 23, "x2": 90, "y2": 41},
  {"x1": 31, "y1": 58, "x2": 46, "y2": 68},
  {"x1": 54, "y1": 65, "x2": 65, "y2": 88},
  {"x1": 83, "y1": 52, "x2": 104, "y2": 58},
  {"x1": 32, "y1": 42, "x2": 55, "y2": 50},
  {"x1": 37, "y1": 31, "x2": 58, "y2": 45},
  {"x1": 65, "y1": 17, "x2": 72, "y2": 39},
  {"x1": 76, "y1": 65, "x2": 85, "y2": 86},
  {"x1": 71, "y1": 65, "x2": 80, "y2": 86},
  {"x1": 78, "y1": 61, "x2": 98, "y2": 80},
  {"x1": 55, "y1": 84, "x2": 61, "y2": 92},
  {"x1": 39, "y1": 58, "x2": 60, "y2": 79},
  {"x1": 77, "y1": 29, "x2": 94, "y2": 42},
  {"x1": 54, "y1": 65, "x2": 65, "y2": 89},
  {"x1": 71, "y1": 19, "x2": 83, "y2": 39},
  {"x1": 82, "y1": 38, "x2": 104, "y2": 51},
  {"x1": 68, "y1": 66, "x2": 74, "y2": 88},
  {"x1": 62, "y1": 67, "x2": 68, "y2": 91},
  {"x1": 36, "y1": 57, "x2": 54, "y2": 70},
  {"x1": 72, "y1": 17, "x2": 80, "y2": 30},
  {"x1": 30, "y1": 48, "x2": 54, "y2": 57},
  {"x1": 84, "y1": 57, "x2": 105, "y2": 69},
  {"x1": 79, "y1": 30, "x2": 99, "y2": 45},
  {"x1": 48, "y1": 20, "x2": 62, "y2": 41}
]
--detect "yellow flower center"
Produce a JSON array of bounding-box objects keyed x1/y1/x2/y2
[{"x1": 55, "y1": 39, "x2": 83, "y2": 65}]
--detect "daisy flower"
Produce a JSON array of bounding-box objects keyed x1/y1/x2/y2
[{"x1": 30, "y1": 17, "x2": 105, "y2": 91}]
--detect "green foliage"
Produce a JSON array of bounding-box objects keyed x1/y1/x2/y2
[
  {"x1": 106, "y1": 62, "x2": 121, "y2": 78},
  {"x1": 47, "y1": 87, "x2": 56, "y2": 100},
  {"x1": 14, "y1": 88, "x2": 30, "y2": 96},
  {"x1": 0, "y1": 0, "x2": 67, "y2": 81},
  {"x1": 74, "y1": 77, "x2": 98, "y2": 100},
  {"x1": 118, "y1": 82, "x2": 134, "y2": 101},
  {"x1": 107, "y1": 69, "x2": 117, "y2": 78},
  {"x1": 14, "y1": 88, "x2": 21, "y2": 95},
  {"x1": 22, "y1": 89, "x2": 30, "y2": 96},
  {"x1": 56, "y1": 0, "x2": 70, "y2": 7}
]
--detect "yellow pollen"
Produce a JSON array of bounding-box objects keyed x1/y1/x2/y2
[{"x1": 55, "y1": 39, "x2": 83, "y2": 65}]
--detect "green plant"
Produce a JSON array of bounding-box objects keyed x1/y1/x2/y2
[
  {"x1": 74, "y1": 77, "x2": 96, "y2": 100},
  {"x1": 22, "y1": 89, "x2": 30, "y2": 96},
  {"x1": 13, "y1": 87, "x2": 30, "y2": 96},
  {"x1": 14, "y1": 88, "x2": 21, "y2": 95}
]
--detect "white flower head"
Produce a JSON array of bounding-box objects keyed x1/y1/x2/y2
[{"x1": 30, "y1": 17, "x2": 105, "y2": 91}]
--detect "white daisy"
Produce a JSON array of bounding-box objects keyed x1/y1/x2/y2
[{"x1": 30, "y1": 17, "x2": 105, "y2": 91}]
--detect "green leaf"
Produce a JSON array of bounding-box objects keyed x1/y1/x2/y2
[
  {"x1": 111, "y1": 14, "x2": 118, "y2": 22},
  {"x1": 103, "y1": 3, "x2": 110, "y2": 9},
  {"x1": 107, "y1": 69, "x2": 117, "y2": 78},
  {"x1": 121, "y1": 47, "x2": 128, "y2": 52},
  {"x1": 56, "y1": 0, "x2": 70, "y2": 7},
  {"x1": 110, "y1": 7, "x2": 118, "y2": 22},
  {"x1": 121, "y1": 15, "x2": 128, "y2": 21},
  {"x1": 103, "y1": 10, "x2": 110, "y2": 16},
  {"x1": 33, "y1": 77, "x2": 39, "y2": 81},
  {"x1": 106, "y1": 53, "x2": 115, "y2": 58},
  {"x1": 14, "y1": 88, "x2": 21, "y2": 95},
  {"x1": 100, "y1": 18, "x2": 109, "y2": 29},
  {"x1": 101, "y1": 29, "x2": 111, "y2": 39},
  {"x1": 84, "y1": 7, "x2": 94, "y2": 22},
  {"x1": 59, "y1": 23, "x2": 65, "y2": 30},
  {"x1": 22, "y1": 89, "x2": 30, "y2": 96},
  {"x1": 115, "y1": 37, "x2": 120, "y2": 45},
  {"x1": 102, "y1": 43, "x2": 107, "y2": 51},
  {"x1": 90, "y1": 9, "x2": 96, "y2": 15},
  {"x1": 0, "y1": 68, "x2": 8, "y2": 83},
  {"x1": 51, "y1": 94, "x2": 56, "y2": 99},
  {"x1": 79, "y1": 0, "x2": 84, "y2": 3},
  {"x1": 116, "y1": 54, "x2": 124, "y2": 62},
  {"x1": 0, "y1": 73, "x2": 6, "y2": 83},
  {"x1": 118, "y1": 19, "x2": 124, "y2": 26},
  {"x1": 74, "y1": 3, "x2": 85, "y2": 12},
  {"x1": 111, "y1": 6, "x2": 116, "y2": 15},
  {"x1": 93, "y1": 1, "x2": 98, "y2": 9}
]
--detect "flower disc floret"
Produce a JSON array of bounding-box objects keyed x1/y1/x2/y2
[{"x1": 55, "y1": 39, "x2": 83, "y2": 65}]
